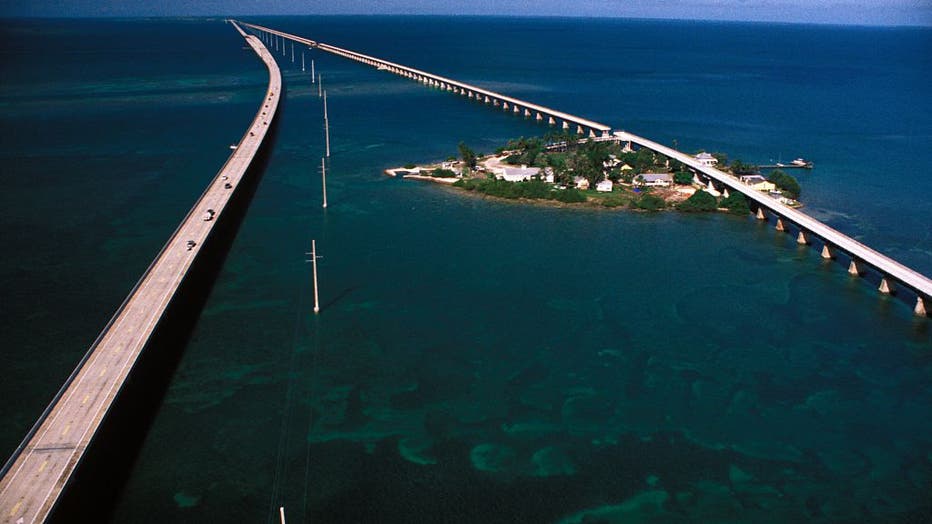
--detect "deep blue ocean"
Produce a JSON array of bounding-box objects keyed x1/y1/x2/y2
[{"x1": 1, "y1": 16, "x2": 930, "y2": 522}]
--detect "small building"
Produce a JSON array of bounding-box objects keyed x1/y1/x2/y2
[
  {"x1": 574, "y1": 176, "x2": 590, "y2": 190},
  {"x1": 544, "y1": 167, "x2": 555, "y2": 183},
  {"x1": 498, "y1": 166, "x2": 540, "y2": 182},
  {"x1": 596, "y1": 179, "x2": 613, "y2": 192},
  {"x1": 695, "y1": 152, "x2": 718, "y2": 166},
  {"x1": 634, "y1": 173, "x2": 673, "y2": 187},
  {"x1": 739, "y1": 174, "x2": 776, "y2": 192}
]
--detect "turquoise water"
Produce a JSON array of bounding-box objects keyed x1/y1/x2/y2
[{"x1": 1, "y1": 16, "x2": 930, "y2": 522}]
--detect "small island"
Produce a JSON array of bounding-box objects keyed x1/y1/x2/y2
[{"x1": 386, "y1": 133, "x2": 803, "y2": 214}]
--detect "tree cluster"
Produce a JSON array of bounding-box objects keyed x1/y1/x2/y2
[{"x1": 767, "y1": 170, "x2": 801, "y2": 199}]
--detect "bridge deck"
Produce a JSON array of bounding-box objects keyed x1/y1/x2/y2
[
  {"x1": 614, "y1": 131, "x2": 932, "y2": 299},
  {"x1": 240, "y1": 22, "x2": 612, "y2": 133},
  {"x1": 0, "y1": 21, "x2": 281, "y2": 523}
]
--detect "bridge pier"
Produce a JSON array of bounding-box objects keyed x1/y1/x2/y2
[
  {"x1": 549, "y1": 116, "x2": 556, "y2": 125},
  {"x1": 536, "y1": 112, "x2": 543, "y2": 121},
  {"x1": 917, "y1": 296, "x2": 928, "y2": 317},
  {"x1": 502, "y1": 101, "x2": 509, "y2": 109},
  {"x1": 589, "y1": 129, "x2": 596, "y2": 138},
  {"x1": 821, "y1": 244, "x2": 836, "y2": 259},
  {"x1": 848, "y1": 259, "x2": 863, "y2": 276},
  {"x1": 755, "y1": 207, "x2": 766, "y2": 220},
  {"x1": 485, "y1": 95, "x2": 491, "y2": 104},
  {"x1": 493, "y1": 99, "x2": 500, "y2": 107},
  {"x1": 775, "y1": 217, "x2": 786, "y2": 231},
  {"x1": 879, "y1": 277, "x2": 895, "y2": 295},
  {"x1": 797, "y1": 230, "x2": 810, "y2": 245},
  {"x1": 525, "y1": 108, "x2": 532, "y2": 117},
  {"x1": 563, "y1": 121, "x2": 570, "y2": 130},
  {"x1": 513, "y1": 105, "x2": 521, "y2": 114}
]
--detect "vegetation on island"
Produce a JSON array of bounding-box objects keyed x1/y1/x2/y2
[
  {"x1": 398, "y1": 132, "x2": 801, "y2": 215},
  {"x1": 453, "y1": 177, "x2": 587, "y2": 203},
  {"x1": 767, "y1": 169, "x2": 801, "y2": 199}
]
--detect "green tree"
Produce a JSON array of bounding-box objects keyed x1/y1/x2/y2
[
  {"x1": 673, "y1": 171, "x2": 693, "y2": 185},
  {"x1": 678, "y1": 190, "x2": 718, "y2": 212},
  {"x1": 634, "y1": 193, "x2": 666, "y2": 211},
  {"x1": 458, "y1": 141, "x2": 477, "y2": 169},
  {"x1": 720, "y1": 192, "x2": 750, "y2": 215},
  {"x1": 635, "y1": 148, "x2": 655, "y2": 171},
  {"x1": 767, "y1": 169, "x2": 801, "y2": 199}
]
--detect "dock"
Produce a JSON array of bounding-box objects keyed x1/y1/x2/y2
[{"x1": 0, "y1": 20, "x2": 281, "y2": 523}]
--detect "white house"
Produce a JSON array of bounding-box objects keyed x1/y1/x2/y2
[
  {"x1": 634, "y1": 173, "x2": 673, "y2": 187},
  {"x1": 695, "y1": 152, "x2": 718, "y2": 166},
  {"x1": 574, "y1": 176, "x2": 590, "y2": 190},
  {"x1": 596, "y1": 179, "x2": 613, "y2": 192},
  {"x1": 498, "y1": 166, "x2": 540, "y2": 182}
]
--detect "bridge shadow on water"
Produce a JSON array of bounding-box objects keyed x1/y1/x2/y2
[{"x1": 48, "y1": 90, "x2": 284, "y2": 523}]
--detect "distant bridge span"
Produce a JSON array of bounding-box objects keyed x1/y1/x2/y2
[
  {"x1": 241, "y1": 21, "x2": 929, "y2": 316},
  {"x1": 239, "y1": 21, "x2": 613, "y2": 138}
]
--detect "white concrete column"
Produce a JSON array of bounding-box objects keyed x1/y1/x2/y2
[
  {"x1": 916, "y1": 296, "x2": 928, "y2": 317},
  {"x1": 821, "y1": 244, "x2": 835, "y2": 259},
  {"x1": 549, "y1": 116, "x2": 556, "y2": 125},
  {"x1": 602, "y1": 130, "x2": 610, "y2": 138},
  {"x1": 493, "y1": 99, "x2": 500, "y2": 106},
  {"x1": 879, "y1": 277, "x2": 895, "y2": 295},
  {"x1": 775, "y1": 218, "x2": 786, "y2": 232},
  {"x1": 589, "y1": 129, "x2": 596, "y2": 138},
  {"x1": 536, "y1": 112, "x2": 543, "y2": 121},
  {"x1": 502, "y1": 101, "x2": 509, "y2": 110},
  {"x1": 525, "y1": 108, "x2": 532, "y2": 117},
  {"x1": 848, "y1": 259, "x2": 863, "y2": 276},
  {"x1": 563, "y1": 121, "x2": 570, "y2": 130},
  {"x1": 797, "y1": 230, "x2": 809, "y2": 245},
  {"x1": 756, "y1": 207, "x2": 766, "y2": 220},
  {"x1": 513, "y1": 105, "x2": 521, "y2": 114}
]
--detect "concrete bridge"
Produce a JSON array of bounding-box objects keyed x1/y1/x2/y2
[
  {"x1": 239, "y1": 22, "x2": 613, "y2": 139},
  {"x1": 0, "y1": 21, "x2": 281, "y2": 523},
  {"x1": 242, "y1": 21, "x2": 930, "y2": 317},
  {"x1": 612, "y1": 131, "x2": 931, "y2": 316}
]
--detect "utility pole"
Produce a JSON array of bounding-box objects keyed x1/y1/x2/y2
[
  {"x1": 323, "y1": 90, "x2": 330, "y2": 158},
  {"x1": 306, "y1": 240, "x2": 321, "y2": 314},
  {"x1": 321, "y1": 158, "x2": 328, "y2": 208}
]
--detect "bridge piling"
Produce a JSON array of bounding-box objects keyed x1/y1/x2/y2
[
  {"x1": 822, "y1": 244, "x2": 836, "y2": 259},
  {"x1": 797, "y1": 230, "x2": 810, "y2": 245},
  {"x1": 849, "y1": 259, "x2": 864, "y2": 276},
  {"x1": 879, "y1": 277, "x2": 895, "y2": 295}
]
